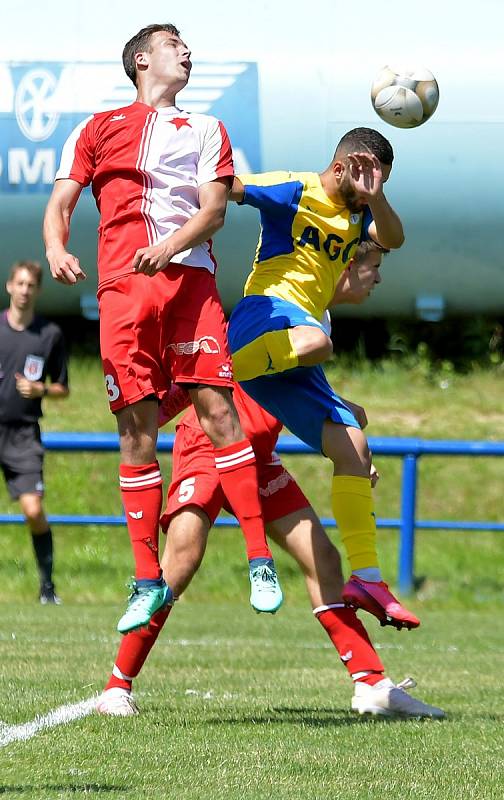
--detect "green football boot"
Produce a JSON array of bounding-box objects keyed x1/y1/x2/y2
[
  {"x1": 249, "y1": 558, "x2": 283, "y2": 614},
  {"x1": 117, "y1": 578, "x2": 173, "y2": 634}
]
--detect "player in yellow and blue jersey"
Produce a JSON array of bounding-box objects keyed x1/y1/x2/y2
[{"x1": 228, "y1": 127, "x2": 420, "y2": 631}]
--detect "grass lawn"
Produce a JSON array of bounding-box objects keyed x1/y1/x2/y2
[
  {"x1": 0, "y1": 356, "x2": 503, "y2": 797},
  {"x1": 1, "y1": 603, "x2": 503, "y2": 800}
]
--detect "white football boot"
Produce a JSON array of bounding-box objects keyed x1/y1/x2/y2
[
  {"x1": 96, "y1": 687, "x2": 140, "y2": 716},
  {"x1": 352, "y1": 677, "x2": 445, "y2": 719}
]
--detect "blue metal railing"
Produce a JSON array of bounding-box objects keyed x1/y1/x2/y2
[{"x1": 1, "y1": 432, "x2": 503, "y2": 594}]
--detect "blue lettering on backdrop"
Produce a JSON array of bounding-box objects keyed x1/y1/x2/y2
[{"x1": 0, "y1": 61, "x2": 261, "y2": 193}]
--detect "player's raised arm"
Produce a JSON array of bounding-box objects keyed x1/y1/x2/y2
[
  {"x1": 348, "y1": 152, "x2": 404, "y2": 249},
  {"x1": 43, "y1": 179, "x2": 87, "y2": 284}
]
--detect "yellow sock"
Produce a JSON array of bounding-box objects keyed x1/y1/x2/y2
[
  {"x1": 232, "y1": 329, "x2": 298, "y2": 381},
  {"x1": 331, "y1": 475, "x2": 379, "y2": 572}
]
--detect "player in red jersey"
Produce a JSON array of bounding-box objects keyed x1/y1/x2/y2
[
  {"x1": 97, "y1": 244, "x2": 444, "y2": 719},
  {"x1": 43, "y1": 23, "x2": 282, "y2": 630}
]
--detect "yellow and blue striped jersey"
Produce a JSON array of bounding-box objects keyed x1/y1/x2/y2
[{"x1": 239, "y1": 171, "x2": 369, "y2": 320}]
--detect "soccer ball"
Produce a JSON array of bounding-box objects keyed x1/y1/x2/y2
[{"x1": 371, "y1": 66, "x2": 439, "y2": 128}]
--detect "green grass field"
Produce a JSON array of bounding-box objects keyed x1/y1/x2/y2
[
  {"x1": 1, "y1": 357, "x2": 503, "y2": 798},
  {"x1": 1, "y1": 604, "x2": 504, "y2": 799}
]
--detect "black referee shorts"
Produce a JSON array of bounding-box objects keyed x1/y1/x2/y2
[{"x1": 0, "y1": 422, "x2": 44, "y2": 499}]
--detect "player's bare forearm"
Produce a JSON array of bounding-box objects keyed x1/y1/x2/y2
[
  {"x1": 46, "y1": 382, "x2": 70, "y2": 399},
  {"x1": 15, "y1": 375, "x2": 69, "y2": 400},
  {"x1": 228, "y1": 177, "x2": 244, "y2": 202},
  {"x1": 133, "y1": 180, "x2": 229, "y2": 275},
  {"x1": 132, "y1": 207, "x2": 226, "y2": 276},
  {"x1": 367, "y1": 194, "x2": 404, "y2": 249},
  {"x1": 44, "y1": 181, "x2": 87, "y2": 284},
  {"x1": 165, "y1": 203, "x2": 226, "y2": 253},
  {"x1": 339, "y1": 396, "x2": 368, "y2": 429}
]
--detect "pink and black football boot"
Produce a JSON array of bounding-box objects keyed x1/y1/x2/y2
[{"x1": 342, "y1": 575, "x2": 420, "y2": 630}]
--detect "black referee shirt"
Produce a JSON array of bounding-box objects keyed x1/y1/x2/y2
[{"x1": 0, "y1": 311, "x2": 68, "y2": 424}]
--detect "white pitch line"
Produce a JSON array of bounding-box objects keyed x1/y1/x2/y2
[{"x1": 0, "y1": 696, "x2": 96, "y2": 748}]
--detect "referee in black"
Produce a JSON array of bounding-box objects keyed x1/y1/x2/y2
[{"x1": 0, "y1": 260, "x2": 69, "y2": 603}]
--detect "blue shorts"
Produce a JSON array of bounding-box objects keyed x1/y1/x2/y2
[
  {"x1": 228, "y1": 295, "x2": 327, "y2": 345},
  {"x1": 228, "y1": 296, "x2": 359, "y2": 454}
]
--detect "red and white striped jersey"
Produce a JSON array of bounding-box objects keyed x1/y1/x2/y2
[{"x1": 56, "y1": 102, "x2": 234, "y2": 286}]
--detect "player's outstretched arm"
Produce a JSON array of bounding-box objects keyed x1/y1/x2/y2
[
  {"x1": 43, "y1": 179, "x2": 87, "y2": 284},
  {"x1": 348, "y1": 153, "x2": 404, "y2": 250},
  {"x1": 132, "y1": 178, "x2": 229, "y2": 276},
  {"x1": 367, "y1": 194, "x2": 404, "y2": 250}
]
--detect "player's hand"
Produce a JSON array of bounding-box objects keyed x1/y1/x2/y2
[
  {"x1": 370, "y1": 459, "x2": 380, "y2": 488},
  {"x1": 347, "y1": 152, "x2": 384, "y2": 200},
  {"x1": 341, "y1": 397, "x2": 368, "y2": 429},
  {"x1": 368, "y1": 449, "x2": 380, "y2": 487},
  {"x1": 47, "y1": 250, "x2": 87, "y2": 285},
  {"x1": 132, "y1": 242, "x2": 175, "y2": 277},
  {"x1": 15, "y1": 374, "x2": 44, "y2": 399}
]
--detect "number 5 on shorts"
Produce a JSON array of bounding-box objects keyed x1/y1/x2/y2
[{"x1": 178, "y1": 477, "x2": 196, "y2": 503}]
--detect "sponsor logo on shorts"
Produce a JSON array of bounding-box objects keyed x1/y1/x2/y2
[
  {"x1": 167, "y1": 336, "x2": 221, "y2": 356},
  {"x1": 259, "y1": 469, "x2": 293, "y2": 497},
  {"x1": 24, "y1": 354, "x2": 44, "y2": 381},
  {"x1": 35, "y1": 480, "x2": 44, "y2": 493}
]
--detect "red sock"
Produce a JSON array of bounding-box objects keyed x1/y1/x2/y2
[
  {"x1": 105, "y1": 606, "x2": 172, "y2": 691},
  {"x1": 214, "y1": 439, "x2": 272, "y2": 561},
  {"x1": 315, "y1": 605, "x2": 384, "y2": 682},
  {"x1": 119, "y1": 462, "x2": 163, "y2": 579}
]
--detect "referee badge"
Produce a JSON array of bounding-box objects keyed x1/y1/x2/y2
[{"x1": 24, "y1": 355, "x2": 45, "y2": 381}]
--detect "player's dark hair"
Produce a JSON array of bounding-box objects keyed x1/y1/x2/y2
[
  {"x1": 122, "y1": 24, "x2": 181, "y2": 87},
  {"x1": 8, "y1": 260, "x2": 43, "y2": 287},
  {"x1": 335, "y1": 127, "x2": 394, "y2": 165}
]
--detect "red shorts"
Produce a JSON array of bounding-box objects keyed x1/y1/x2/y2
[
  {"x1": 97, "y1": 265, "x2": 233, "y2": 412},
  {"x1": 160, "y1": 421, "x2": 310, "y2": 530}
]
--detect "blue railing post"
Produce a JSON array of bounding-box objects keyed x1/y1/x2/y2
[{"x1": 398, "y1": 453, "x2": 418, "y2": 595}]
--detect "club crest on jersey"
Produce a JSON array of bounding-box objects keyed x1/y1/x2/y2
[
  {"x1": 218, "y1": 362, "x2": 233, "y2": 379},
  {"x1": 167, "y1": 336, "x2": 221, "y2": 356},
  {"x1": 169, "y1": 116, "x2": 192, "y2": 130},
  {"x1": 24, "y1": 354, "x2": 44, "y2": 381}
]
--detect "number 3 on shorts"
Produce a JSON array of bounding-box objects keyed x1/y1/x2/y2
[
  {"x1": 178, "y1": 477, "x2": 195, "y2": 503},
  {"x1": 105, "y1": 373, "x2": 120, "y2": 403}
]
